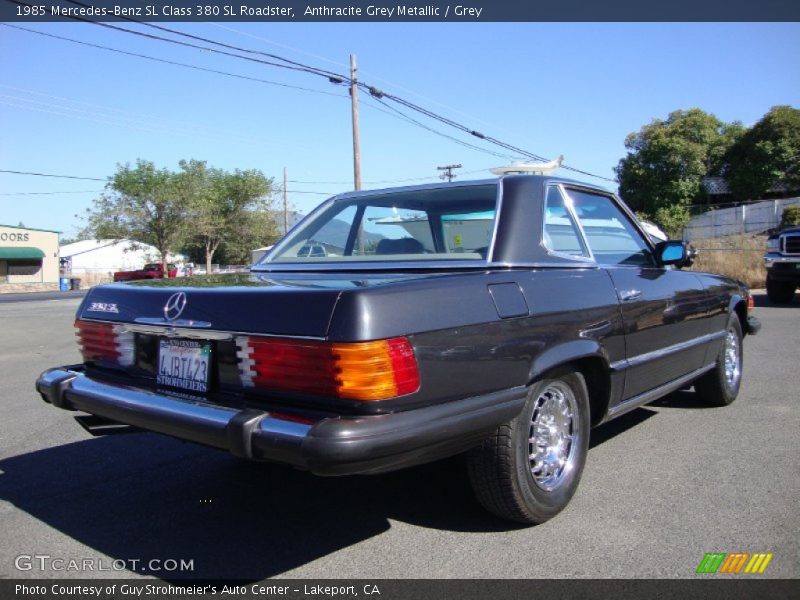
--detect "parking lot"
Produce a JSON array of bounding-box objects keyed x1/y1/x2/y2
[{"x1": 0, "y1": 293, "x2": 797, "y2": 580}]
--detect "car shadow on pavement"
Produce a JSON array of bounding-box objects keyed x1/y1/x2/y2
[
  {"x1": 589, "y1": 407, "x2": 657, "y2": 449},
  {"x1": 0, "y1": 431, "x2": 504, "y2": 581},
  {"x1": 0, "y1": 406, "x2": 667, "y2": 581},
  {"x1": 751, "y1": 290, "x2": 798, "y2": 308},
  {"x1": 647, "y1": 390, "x2": 718, "y2": 410}
]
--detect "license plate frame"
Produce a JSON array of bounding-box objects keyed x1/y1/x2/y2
[{"x1": 157, "y1": 338, "x2": 212, "y2": 393}]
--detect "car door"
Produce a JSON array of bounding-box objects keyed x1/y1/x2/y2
[{"x1": 561, "y1": 186, "x2": 715, "y2": 401}]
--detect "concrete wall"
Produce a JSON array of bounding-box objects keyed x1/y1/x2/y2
[{"x1": 684, "y1": 198, "x2": 800, "y2": 241}]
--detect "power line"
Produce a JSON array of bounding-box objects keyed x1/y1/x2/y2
[
  {"x1": 65, "y1": 0, "x2": 347, "y2": 82},
  {"x1": 0, "y1": 169, "x2": 107, "y2": 181},
  {"x1": 0, "y1": 84, "x2": 324, "y2": 146},
  {"x1": 209, "y1": 23, "x2": 497, "y2": 130},
  {"x1": 0, "y1": 24, "x2": 348, "y2": 100},
  {"x1": 0, "y1": 95, "x2": 216, "y2": 141},
  {"x1": 0, "y1": 92, "x2": 317, "y2": 151},
  {"x1": 365, "y1": 96, "x2": 514, "y2": 160},
  {"x1": 5, "y1": 3, "x2": 616, "y2": 182},
  {"x1": 377, "y1": 88, "x2": 550, "y2": 161},
  {"x1": 35, "y1": 0, "x2": 344, "y2": 81},
  {"x1": 284, "y1": 167, "x2": 497, "y2": 186},
  {"x1": 0, "y1": 169, "x2": 336, "y2": 196},
  {"x1": 0, "y1": 189, "x2": 103, "y2": 195},
  {"x1": 278, "y1": 189, "x2": 335, "y2": 195},
  {"x1": 438, "y1": 164, "x2": 463, "y2": 182}
]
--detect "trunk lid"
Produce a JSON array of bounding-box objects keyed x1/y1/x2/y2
[
  {"x1": 79, "y1": 272, "x2": 350, "y2": 338},
  {"x1": 78, "y1": 271, "x2": 448, "y2": 338}
]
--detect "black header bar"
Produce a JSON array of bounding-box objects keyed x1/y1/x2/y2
[{"x1": 2, "y1": 0, "x2": 799, "y2": 22}]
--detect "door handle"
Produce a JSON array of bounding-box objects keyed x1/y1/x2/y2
[{"x1": 619, "y1": 289, "x2": 642, "y2": 302}]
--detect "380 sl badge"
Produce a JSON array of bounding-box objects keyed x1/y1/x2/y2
[{"x1": 87, "y1": 302, "x2": 119, "y2": 314}]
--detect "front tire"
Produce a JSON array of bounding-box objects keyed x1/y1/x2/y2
[
  {"x1": 466, "y1": 370, "x2": 590, "y2": 524},
  {"x1": 694, "y1": 315, "x2": 743, "y2": 406}
]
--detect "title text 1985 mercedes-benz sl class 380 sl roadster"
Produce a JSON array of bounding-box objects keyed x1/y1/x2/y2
[{"x1": 36, "y1": 172, "x2": 760, "y2": 524}]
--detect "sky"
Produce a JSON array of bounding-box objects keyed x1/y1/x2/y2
[{"x1": 1, "y1": 21, "x2": 799, "y2": 238}]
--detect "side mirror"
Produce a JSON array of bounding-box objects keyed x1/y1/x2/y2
[{"x1": 655, "y1": 240, "x2": 690, "y2": 267}]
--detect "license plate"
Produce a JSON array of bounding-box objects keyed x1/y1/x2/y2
[{"x1": 157, "y1": 339, "x2": 211, "y2": 392}]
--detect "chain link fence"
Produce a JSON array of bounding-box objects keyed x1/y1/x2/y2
[{"x1": 682, "y1": 197, "x2": 799, "y2": 288}]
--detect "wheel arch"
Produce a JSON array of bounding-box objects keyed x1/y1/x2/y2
[
  {"x1": 728, "y1": 295, "x2": 748, "y2": 336},
  {"x1": 528, "y1": 340, "x2": 613, "y2": 427}
]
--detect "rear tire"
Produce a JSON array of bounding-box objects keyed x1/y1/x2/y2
[
  {"x1": 466, "y1": 370, "x2": 590, "y2": 525},
  {"x1": 694, "y1": 315, "x2": 743, "y2": 407},
  {"x1": 766, "y1": 275, "x2": 796, "y2": 304}
]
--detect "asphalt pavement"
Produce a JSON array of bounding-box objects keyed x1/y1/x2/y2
[
  {"x1": 0, "y1": 293, "x2": 797, "y2": 580},
  {"x1": 0, "y1": 289, "x2": 86, "y2": 304}
]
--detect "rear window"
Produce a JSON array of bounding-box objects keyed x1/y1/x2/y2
[{"x1": 264, "y1": 184, "x2": 498, "y2": 264}]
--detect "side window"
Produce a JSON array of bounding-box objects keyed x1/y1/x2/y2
[
  {"x1": 543, "y1": 186, "x2": 589, "y2": 258},
  {"x1": 565, "y1": 189, "x2": 654, "y2": 266}
]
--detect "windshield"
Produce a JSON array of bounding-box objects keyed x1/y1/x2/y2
[{"x1": 263, "y1": 184, "x2": 499, "y2": 264}]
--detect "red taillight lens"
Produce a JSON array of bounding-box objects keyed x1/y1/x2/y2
[
  {"x1": 747, "y1": 294, "x2": 755, "y2": 311},
  {"x1": 75, "y1": 319, "x2": 134, "y2": 367},
  {"x1": 236, "y1": 336, "x2": 420, "y2": 401}
]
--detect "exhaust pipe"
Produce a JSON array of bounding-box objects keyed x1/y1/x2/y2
[{"x1": 74, "y1": 415, "x2": 140, "y2": 436}]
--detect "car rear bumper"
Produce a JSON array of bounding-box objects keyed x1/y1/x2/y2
[{"x1": 35, "y1": 366, "x2": 527, "y2": 475}]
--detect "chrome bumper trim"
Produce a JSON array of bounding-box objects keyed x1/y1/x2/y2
[
  {"x1": 36, "y1": 367, "x2": 310, "y2": 466},
  {"x1": 35, "y1": 367, "x2": 528, "y2": 475}
]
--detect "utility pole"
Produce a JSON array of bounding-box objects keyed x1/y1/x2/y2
[
  {"x1": 350, "y1": 54, "x2": 362, "y2": 191},
  {"x1": 437, "y1": 163, "x2": 462, "y2": 182},
  {"x1": 282, "y1": 167, "x2": 289, "y2": 235}
]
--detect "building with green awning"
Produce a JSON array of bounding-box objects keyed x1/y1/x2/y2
[
  {"x1": 0, "y1": 224, "x2": 60, "y2": 293},
  {"x1": 0, "y1": 247, "x2": 46, "y2": 260}
]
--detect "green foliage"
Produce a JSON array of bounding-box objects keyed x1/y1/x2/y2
[
  {"x1": 85, "y1": 160, "x2": 184, "y2": 272},
  {"x1": 615, "y1": 109, "x2": 743, "y2": 216},
  {"x1": 780, "y1": 205, "x2": 800, "y2": 229},
  {"x1": 726, "y1": 106, "x2": 800, "y2": 200},
  {"x1": 84, "y1": 159, "x2": 280, "y2": 272},
  {"x1": 177, "y1": 161, "x2": 279, "y2": 271},
  {"x1": 653, "y1": 203, "x2": 691, "y2": 238}
]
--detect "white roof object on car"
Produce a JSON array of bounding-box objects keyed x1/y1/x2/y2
[{"x1": 490, "y1": 156, "x2": 564, "y2": 176}]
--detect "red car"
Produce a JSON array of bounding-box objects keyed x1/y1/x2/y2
[{"x1": 113, "y1": 263, "x2": 177, "y2": 282}]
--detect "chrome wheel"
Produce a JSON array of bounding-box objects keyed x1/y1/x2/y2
[
  {"x1": 724, "y1": 329, "x2": 741, "y2": 390},
  {"x1": 467, "y1": 370, "x2": 590, "y2": 524},
  {"x1": 528, "y1": 381, "x2": 579, "y2": 491}
]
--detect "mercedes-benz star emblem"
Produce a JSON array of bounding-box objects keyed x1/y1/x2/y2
[{"x1": 163, "y1": 292, "x2": 187, "y2": 322}]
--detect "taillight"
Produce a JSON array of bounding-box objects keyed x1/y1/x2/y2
[
  {"x1": 235, "y1": 336, "x2": 420, "y2": 401},
  {"x1": 747, "y1": 294, "x2": 755, "y2": 311},
  {"x1": 75, "y1": 319, "x2": 134, "y2": 367}
]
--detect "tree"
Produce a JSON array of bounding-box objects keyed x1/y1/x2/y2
[
  {"x1": 85, "y1": 160, "x2": 186, "y2": 274},
  {"x1": 725, "y1": 106, "x2": 800, "y2": 200},
  {"x1": 781, "y1": 205, "x2": 800, "y2": 229},
  {"x1": 181, "y1": 162, "x2": 279, "y2": 272},
  {"x1": 615, "y1": 109, "x2": 743, "y2": 233}
]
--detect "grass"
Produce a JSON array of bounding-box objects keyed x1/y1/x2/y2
[{"x1": 688, "y1": 234, "x2": 767, "y2": 289}]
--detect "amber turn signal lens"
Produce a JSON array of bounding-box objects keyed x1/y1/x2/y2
[
  {"x1": 237, "y1": 336, "x2": 420, "y2": 401},
  {"x1": 332, "y1": 337, "x2": 420, "y2": 400}
]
